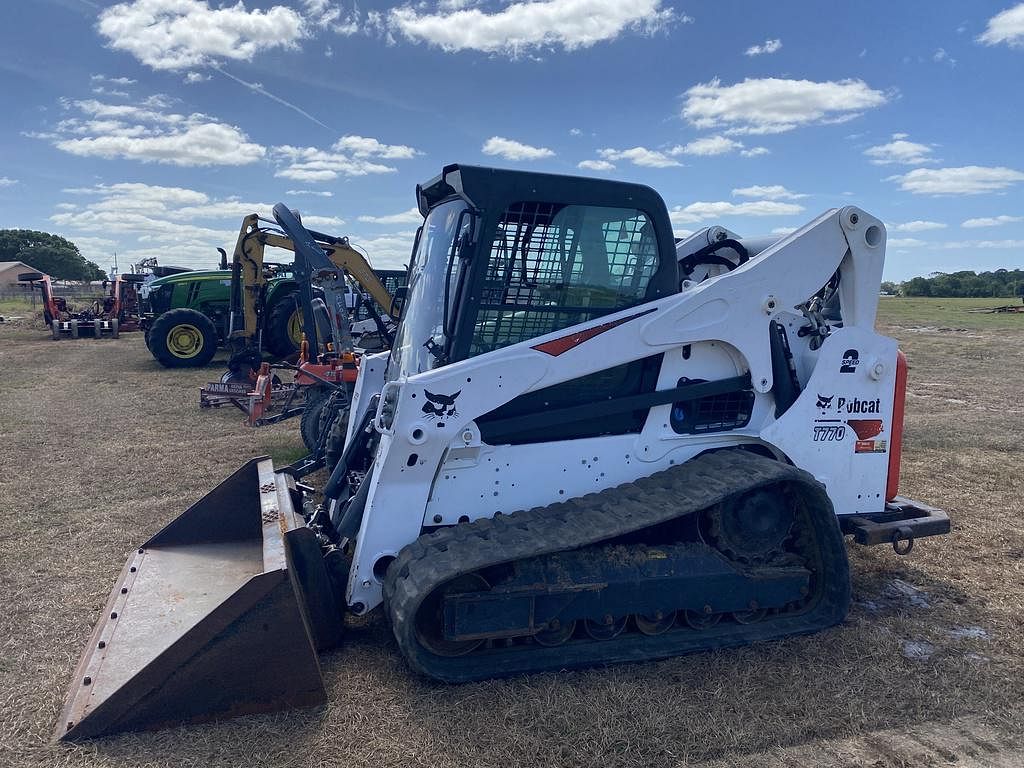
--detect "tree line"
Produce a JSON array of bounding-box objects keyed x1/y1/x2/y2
[
  {"x1": 0, "y1": 229, "x2": 106, "y2": 281},
  {"x1": 881, "y1": 269, "x2": 1024, "y2": 298}
]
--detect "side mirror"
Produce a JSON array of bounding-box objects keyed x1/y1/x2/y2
[
  {"x1": 217, "y1": 248, "x2": 228, "y2": 270},
  {"x1": 389, "y1": 285, "x2": 408, "y2": 319}
]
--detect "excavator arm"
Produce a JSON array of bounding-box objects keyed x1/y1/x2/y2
[{"x1": 228, "y1": 213, "x2": 398, "y2": 348}]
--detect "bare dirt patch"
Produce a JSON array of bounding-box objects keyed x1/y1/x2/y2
[{"x1": 1, "y1": 301, "x2": 1022, "y2": 767}]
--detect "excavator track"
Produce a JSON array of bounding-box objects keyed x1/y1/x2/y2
[{"x1": 383, "y1": 450, "x2": 851, "y2": 681}]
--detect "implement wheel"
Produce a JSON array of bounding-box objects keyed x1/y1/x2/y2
[
  {"x1": 51, "y1": 320, "x2": 61, "y2": 340},
  {"x1": 149, "y1": 308, "x2": 218, "y2": 368}
]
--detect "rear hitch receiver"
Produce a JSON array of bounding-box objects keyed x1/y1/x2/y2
[{"x1": 839, "y1": 496, "x2": 949, "y2": 551}]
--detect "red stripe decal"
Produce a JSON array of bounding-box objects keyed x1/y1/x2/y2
[
  {"x1": 886, "y1": 350, "x2": 907, "y2": 502},
  {"x1": 531, "y1": 308, "x2": 656, "y2": 357}
]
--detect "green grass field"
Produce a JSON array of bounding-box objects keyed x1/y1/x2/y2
[
  {"x1": 877, "y1": 296, "x2": 1024, "y2": 331},
  {"x1": 0, "y1": 295, "x2": 36, "y2": 315}
]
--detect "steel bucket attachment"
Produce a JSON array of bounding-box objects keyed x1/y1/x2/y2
[{"x1": 57, "y1": 458, "x2": 342, "y2": 741}]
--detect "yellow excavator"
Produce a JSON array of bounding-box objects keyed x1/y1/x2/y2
[
  {"x1": 223, "y1": 212, "x2": 402, "y2": 378},
  {"x1": 142, "y1": 214, "x2": 402, "y2": 369}
]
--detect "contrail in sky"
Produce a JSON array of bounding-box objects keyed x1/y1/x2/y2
[{"x1": 213, "y1": 66, "x2": 333, "y2": 132}]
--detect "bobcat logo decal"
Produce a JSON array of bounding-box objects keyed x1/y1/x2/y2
[
  {"x1": 422, "y1": 389, "x2": 461, "y2": 427},
  {"x1": 816, "y1": 394, "x2": 835, "y2": 410}
]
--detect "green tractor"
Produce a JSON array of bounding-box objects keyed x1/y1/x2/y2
[
  {"x1": 140, "y1": 212, "x2": 408, "y2": 370},
  {"x1": 141, "y1": 266, "x2": 303, "y2": 368}
]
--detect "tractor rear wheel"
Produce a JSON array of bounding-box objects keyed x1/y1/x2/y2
[
  {"x1": 265, "y1": 292, "x2": 303, "y2": 359},
  {"x1": 110, "y1": 318, "x2": 119, "y2": 339},
  {"x1": 149, "y1": 308, "x2": 218, "y2": 368}
]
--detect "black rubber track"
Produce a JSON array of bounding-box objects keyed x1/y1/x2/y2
[{"x1": 383, "y1": 450, "x2": 851, "y2": 682}]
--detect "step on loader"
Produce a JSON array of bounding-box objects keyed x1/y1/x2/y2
[{"x1": 58, "y1": 165, "x2": 950, "y2": 741}]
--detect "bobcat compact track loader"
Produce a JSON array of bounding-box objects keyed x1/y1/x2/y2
[{"x1": 57, "y1": 165, "x2": 950, "y2": 741}]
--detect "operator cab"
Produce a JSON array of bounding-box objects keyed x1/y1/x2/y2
[{"x1": 387, "y1": 165, "x2": 679, "y2": 382}]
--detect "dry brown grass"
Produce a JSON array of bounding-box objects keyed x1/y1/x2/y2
[{"x1": 2, "y1": 303, "x2": 1023, "y2": 768}]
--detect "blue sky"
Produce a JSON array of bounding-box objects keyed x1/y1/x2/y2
[{"x1": 1, "y1": 0, "x2": 1023, "y2": 281}]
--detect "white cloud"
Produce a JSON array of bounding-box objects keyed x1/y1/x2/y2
[
  {"x1": 961, "y1": 215, "x2": 1024, "y2": 228},
  {"x1": 887, "y1": 238, "x2": 927, "y2": 248},
  {"x1": 357, "y1": 208, "x2": 424, "y2": 225},
  {"x1": 184, "y1": 72, "x2": 211, "y2": 83},
  {"x1": 598, "y1": 146, "x2": 679, "y2": 168},
  {"x1": 0, "y1": 177, "x2": 18, "y2": 187},
  {"x1": 303, "y1": 0, "x2": 360, "y2": 34},
  {"x1": 388, "y1": 0, "x2": 679, "y2": 56},
  {"x1": 864, "y1": 134, "x2": 934, "y2": 165},
  {"x1": 299, "y1": 214, "x2": 346, "y2": 230},
  {"x1": 740, "y1": 146, "x2": 770, "y2": 157},
  {"x1": 92, "y1": 86, "x2": 131, "y2": 98},
  {"x1": 669, "y1": 199, "x2": 805, "y2": 225},
  {"x1": 978, "y1": 3, "x2": 1024, "y2": 48},
  {"x1": 888, "y1": 166, "x2": 1024, "y2": 195},
  {"x1": 287, "y1": 189, "x2": 334, "y2": 197},
  {"x1": 932, "y1": 48, "x2": 956, "y2": 66},
  {"x1": 745, "y1": 38, "x2": 781, "y2": 56},
  {"x1": 49, "y1": 182, "x2": 346, "y2": 270},
  {"x1": 97, "y1": 0, "x2": 305, "y2": 71},
  {"x1": 673, "y1": 135, "x2": 743, "y2": 156},
  {"x1": 272, "y1": 135, "x2": 421, "y2": 181},
  {"x1": 771, "y1": 226, "x2": 797, "y2": 235},
  {"x1": 731, "y1": 184, "x2": 806, "y2": 200},
  {"x1": 303, "y1": 0, "x2": 338, "y2": 26},
  {"x1": 38, "y1": 97, "x2": 265, "y2": 166},
  {"x1": 334, "y1": 135, "x2": 419, "y2": 159},
  {"x1": 348, "y1": 231, "x2": 418, "y2": 269},
  {"x1": 578, "y1": 159, "x2": 615, "y2": 171},
  {"x1": 941, "y1": 239, "x2": 1024, "y2": 249},
  {"x1": 482, "y1": 136, "x2": 555, "y2": 161},
  {"x1": 569, "y1": 127, "x2": 582, "y2": 136},
  {"x1": 91, "y1": 74, "x2": 136, "y2": 85},
  {"x1": 890, "y1": 220, "x2": 947, "y2": 232},
  {"x1": 682, "y1": 77, "x2": 888, "y2": 135}
]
